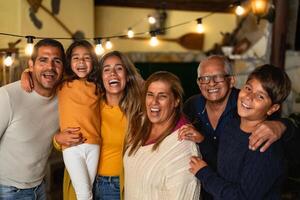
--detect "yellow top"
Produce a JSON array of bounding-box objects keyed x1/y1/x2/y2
[
  {"x1": 54, "y1": 100, "x2": 127, "y2": 200},
  {"x1": 98, "y1": 101, "x2": 126, "y2": 175},
  {"x1": 58, "y1": 79, "x2": 101, "y2": 146}
]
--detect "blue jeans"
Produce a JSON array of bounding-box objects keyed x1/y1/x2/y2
[
  {"x1": 93, "y1": 175, "x2": 120, "y2": 200},
  {"x1": 0, "y1": 181, "x2": 46, "y2": 200}
]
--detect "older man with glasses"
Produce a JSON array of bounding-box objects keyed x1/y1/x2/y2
[
  {"x1": 181, "y1": 55, "x2": 298, "y2": 200},
  {"x1": 197, "y1": 74, "x2": 230, "y2": 84}
]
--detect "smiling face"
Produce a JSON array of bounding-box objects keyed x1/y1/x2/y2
[
  {"x1": 198, "y1": 59, "x2": 234, "y2": 104},
  {"x1": 238, "y1": 78, "x2": 279, "y2": 122},
  {"x1": 146, "y1": 80, "x2": 179, "y2": 127},
  {"x1": 29, "y1": 45, "x2": 63, "y2": 97},
  {"x1": 70, "y1": 46, "x2": 93, "y2": 78},
  {"x1": 102, "y1": 55, "x2": 127, "y2": 98}
]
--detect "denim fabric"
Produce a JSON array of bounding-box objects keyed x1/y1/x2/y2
[
  {"x1": 0, "y1": 181, "x2": 46, "y2": 200},
  {"x1": 93, "y1": 175, "x2": 120, "y2": 200}
]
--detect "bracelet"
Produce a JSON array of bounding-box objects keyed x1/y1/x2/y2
[{"x1": 53, "y1": 135, "x2": 63, "y2": 151}]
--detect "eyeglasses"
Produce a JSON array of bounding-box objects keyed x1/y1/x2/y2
[{"x1": 197, "y1": 74, "x2": 230, "y2": 84}]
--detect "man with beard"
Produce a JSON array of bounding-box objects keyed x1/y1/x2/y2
[
  {"x1": 181, "y1": 55, "x2": 299, "y2": 199},
  {"x1": 0, "y1": 39, "x2": 65, "y2": 199}
]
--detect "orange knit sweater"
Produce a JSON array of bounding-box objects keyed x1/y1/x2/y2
[{"x1": 58, "y1": 79, "x2": 101, "y2": 146}]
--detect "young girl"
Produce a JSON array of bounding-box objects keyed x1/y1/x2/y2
[
  {"x1": 21, "y1": 40, "x2": 101, "y2": 199},
  {"x1": 58, "y1": 40, "x2": 101, "y2": 200},
  {"x1": 189, "y1": 64, "x2": 291, "y2": 199}
]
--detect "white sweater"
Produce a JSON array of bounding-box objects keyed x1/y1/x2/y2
[
  {"x1": 0, "y1": 81, "x2": 59, "y2": 189},
  {"x1": 124, "y1": 130, "x2": 201, "y2": 200}
]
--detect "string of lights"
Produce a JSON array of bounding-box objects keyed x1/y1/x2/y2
[
  {"x1": 0, "y1": 10, "x2": 218, "y2": 56},
  {"x1": 0, "y1": 12, "x2": 214, "y2": 40},
  {"x1": 1, "y1": 1, "x2": 251, "y2": 65}
]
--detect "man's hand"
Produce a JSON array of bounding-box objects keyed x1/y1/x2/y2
[
  {"x1": 189, "y1": 156, "x2": 207, "y2": 175},
  {"x1": 249, "y1": 121, "x2": 286, "y2": 152},
  {"x1": 20, "y1": 69, "x2": 34, "y2": 92},
  {"x1": 178, "y1": 124, "x2": 204, "y2": 143},
  {"x1": 54, "y1": 127, "x2": 86, "y2": 148}
]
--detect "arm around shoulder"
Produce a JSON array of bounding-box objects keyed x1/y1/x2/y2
[{"x1": 20, "y1": 68, "x2": 34, "y2": 92}]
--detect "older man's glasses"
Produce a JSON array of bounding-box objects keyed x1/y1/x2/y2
[{"x1": 197, "y1": 74, "x2": 230, "y2": 84}]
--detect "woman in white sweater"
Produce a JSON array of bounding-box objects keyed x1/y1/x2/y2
[{"x1": 124, "y1": 71, "x2": 201, "y2": 200}]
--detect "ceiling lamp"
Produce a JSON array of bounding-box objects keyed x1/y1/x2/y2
[{"x1": 251, "y1": 0, "x2": 268, "y2": 17}]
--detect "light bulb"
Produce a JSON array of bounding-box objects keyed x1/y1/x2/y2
[
  {"x1": 4, "y1": 55, "x2": 13, "y2": 66},
  {"x1": 150, "y1": 36, "x2": 159, "y2": 47},
  {"x1": 25, "y1": 43, "x2": 34, "y2": 56},
  {"x1": 95, "y1": 44, "x2": 104, "y2": 55},
  {"x1": 251, "y1": 0, "x2": 268, "y2": 16},
  {"x1": 127, "y1": 28, "x2": 134, "y2": 38},
  {"x1": 196, "y1": 18, "x2": 204, "y2": 33},
  {"x1": 196, "y1": 23, "x2": 204, "y2": 33},
  {"x1": 253, "y1": 0, "x2": 266, "y2": 10},
  {"x1": 235, "y1": 5, "x2": 245, "y2": 16},
  {"x1": 105, "y1": 40, "x2": 113, "y2": 50},
  {"x1": 148, "y1": 15, "x2": 156, "y2": 24},
  {"x1": 25, "y1": 36, "x2": 35, "y2": 56}
]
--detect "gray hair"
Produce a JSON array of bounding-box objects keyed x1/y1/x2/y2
[{"x1": 197, "y1": 55, "x2": 233, "y2": 77}]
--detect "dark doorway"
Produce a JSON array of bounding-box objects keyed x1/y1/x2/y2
[{"x1": 135, "y1": 62, "x2": 200, "y2": 101}]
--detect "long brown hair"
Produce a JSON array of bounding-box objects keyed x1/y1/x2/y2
[
  {"x1": 127, "y1": 71, "x2": 184, "y2": 156},
  {"x1": 98, "y1": 51, "x2": 143, "y2": 138}
]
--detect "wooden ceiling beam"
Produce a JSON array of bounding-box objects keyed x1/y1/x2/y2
[{"x1": 94, "y1": 1, "x2": 236, "y2": 13}]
